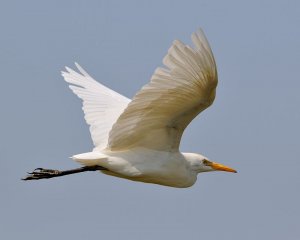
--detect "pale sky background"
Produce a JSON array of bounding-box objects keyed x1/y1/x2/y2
[{"x1": 1, "y1": 0, "x2": 299, "y2": 239}]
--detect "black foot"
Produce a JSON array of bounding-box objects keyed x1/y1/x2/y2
[
  {"x1": 22, "y1": 168, "x2": 61, "y2": 180},
  {"x1": 22, "y1": 165, "x2": 108, "y2": 181}
]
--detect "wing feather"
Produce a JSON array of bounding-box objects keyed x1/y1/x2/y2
[
  {"x1": 62, "y1": 63, "x2": 130, "y2": 150},
  {"x1": 108, "y1": 29, "x2": 217, "y2": 151}
]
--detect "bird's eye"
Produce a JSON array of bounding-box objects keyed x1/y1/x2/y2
[{"x1": 203, "y1": 159, "x2": 211, "y2": 166}]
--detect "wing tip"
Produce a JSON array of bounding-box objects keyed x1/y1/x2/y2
[
  {"x1": 191, "y1": 28, "x2": 212, "y2": 51},
  {"x1": 74, "y1": 62, "x2": 90, "y2": 77}
]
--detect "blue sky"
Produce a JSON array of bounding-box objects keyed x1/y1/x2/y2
[{"x1": 1, "y1": 0, "x2": 299, "y2": 239}]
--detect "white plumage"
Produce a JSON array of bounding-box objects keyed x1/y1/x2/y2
[
  {"x1": 62, "y1": 63, "x2": 130, "y2": 150},
  {"x1": 59, "y1": 29, "x2": 236, "y2": 188}
]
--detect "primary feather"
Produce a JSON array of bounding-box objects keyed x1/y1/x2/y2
[{"x1": 108, "y1": 29, "x2": 217, "y2": 151}]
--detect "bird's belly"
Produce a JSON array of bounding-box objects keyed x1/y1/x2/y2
[
  {"x1": 132, "y1": 173, "x2": 196, "y2": 188},
  {"x1": 102, "y1": 170, "x2": 195, "y2": 188},
  {"x1": 101, "y1": 164, "x2": 196, "y2": 188}
]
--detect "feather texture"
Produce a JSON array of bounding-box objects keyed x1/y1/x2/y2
[
  {"x1": 108, "y1": 29, "x2": 218, "y2": 151},
  {"x1": 62, "y1": 63, "x2": 130, "y2": 150}
]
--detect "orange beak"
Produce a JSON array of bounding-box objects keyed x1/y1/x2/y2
[{"x1": 210, "y1": 162, "x2": 237, "y2": 173}]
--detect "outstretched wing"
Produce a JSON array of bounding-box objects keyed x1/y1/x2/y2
[
  {"x1": 108, "y1": 29, "x2": 218, "y2": 151},
  {"x1": 62, "y1": 63, "x2": 130, "y2": 150}
]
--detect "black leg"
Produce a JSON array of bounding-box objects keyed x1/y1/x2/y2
[{"x1": 22, "y1": 165, "x2": 107, "y2": 181}]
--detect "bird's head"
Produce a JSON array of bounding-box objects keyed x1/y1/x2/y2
[{"x1": 184, "y1": 153, "x2": 237, "y2": 174}]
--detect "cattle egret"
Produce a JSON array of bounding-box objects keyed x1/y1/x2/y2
[{"x1": 23, "y1": 29, "x2": 236, "y2": 188}]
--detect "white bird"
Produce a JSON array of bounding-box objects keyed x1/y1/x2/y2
[{"x1": 23, "y1": 29, "x2": 236, "y2": 188}]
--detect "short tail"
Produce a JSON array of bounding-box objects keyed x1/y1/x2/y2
[{"x1": 71, "y1": 151, "x2": 107, "y2": 166}]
